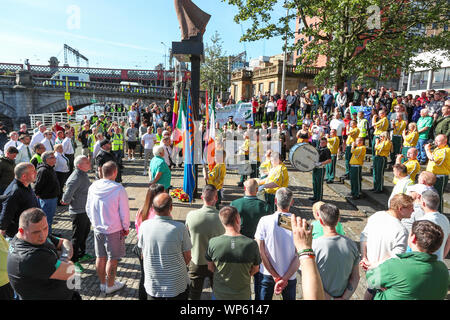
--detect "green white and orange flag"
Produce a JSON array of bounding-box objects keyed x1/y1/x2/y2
[{"x1": 207, "y1": 91, "x2": 216, "y2": 171}]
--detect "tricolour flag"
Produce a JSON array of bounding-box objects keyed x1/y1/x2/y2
[
  {"x1": 183, "y1": 90, "x2": 196, "y2": 202},
  {"x1": 207, "y1": 91, "x2": 216, "y2": 171},
  {"x1": 172, "y1": 91, "x2": 179, "y2": 128}
]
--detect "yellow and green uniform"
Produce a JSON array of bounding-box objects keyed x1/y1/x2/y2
[
  {"x1": 259, "y1": 160, "x2": 272, "y2": 178},
  {"x1": 391, "y1": 120, "x2": 407, "y2": 163},
  {"x1": 426, "y1": 146, "x2": 450, "y2": 213},
  {"x1": 249, "y1": 140, "x2": 263, "y2": 179},
  {"x1": 345, "y1": 128, "x2": 360, "y2": 176},
  {"x1": 373, "y1": 140, "x2": 392, "y2": 192},
  {"x1": 372, "y1": 116, "x2": 389, "y2": 162},
  {"x1": 394, "y1": 159, "x2": 420, "y2": 184},
  {"x1": 349, "y1": 145, "x2": 366, "y2": 198},
  {"x1": 326, "y1": 136, "x2": 339, "y2": 182},
  {"x1": 208, "y1": 163, "x2": 227, "y2": 209},
  {"x1": 402, "y1": 131, "x2": 419, "y2": 163},
  {"x1": 262, "y1": 163, "x2": 289, "y2": 213}
]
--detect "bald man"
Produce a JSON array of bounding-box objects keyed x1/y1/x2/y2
[{"x1": 425, "y1": 134, "x2": 450, "y2": 212}]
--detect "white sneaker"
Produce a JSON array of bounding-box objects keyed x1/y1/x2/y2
[
  {"x1": 131, "y1": 158, "x2": 135, "y2": 161},
  {"x1": 100, "y1": 283, "x2": 106, "y2": 293},
  {"x1": 105, "y1": 281, "x2": 125, "y2": 294},
  {"x1": 142, "y1": 171, "x2": 147, "y2": 176},
  {"x1": 127, "y1": 157, "x2": 130, "y2": 161}
]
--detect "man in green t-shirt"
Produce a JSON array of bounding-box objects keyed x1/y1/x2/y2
[
  {"x1": 206, "y1": 206, "x2": 261, "y2": 300},
  {"x1": 366, "y1": 220, "x2": 449, "y2": 300},
  {"x1": 416, "y1": 108, "x2": 433, "y2": 164},
  {"x1": 230, "y1": 179, "x2": 270, "y2": 239},
  {"x1": 185, "y1": 185, "x2": 225, "y2": 300}
]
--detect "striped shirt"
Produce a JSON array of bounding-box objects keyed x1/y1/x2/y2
[{"x1": 138, "y1": 215, "x2": 192, "y2": 298}]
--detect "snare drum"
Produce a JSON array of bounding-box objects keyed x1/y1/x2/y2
[{"x1": 289, "y1": 143, "x2": 319, "y2": 172}]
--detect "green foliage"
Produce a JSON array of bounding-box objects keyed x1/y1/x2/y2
[
  {"x1": 224, "y1": 0, "x2": 450, "y2": 88},
  {"x1": 200, "y1": 31, "x2": 230, "y2": 93}
]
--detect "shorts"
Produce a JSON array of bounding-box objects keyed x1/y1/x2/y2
[
  {"x1": 127, "y1": 141, "x2": 137, "y2": 150},
  {"x1": 94, "y1": 231, "x2": 126, "y2": 260}
]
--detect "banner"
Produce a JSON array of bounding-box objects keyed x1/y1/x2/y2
[
  {"x1": 215, "y1": 103, "x2": 254, "y2": 127},
  {"x1": 350, "y1": 106, "x2": 372, "y2": 122}
]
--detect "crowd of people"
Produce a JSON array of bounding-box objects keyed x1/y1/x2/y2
[{"x1": 0, "y1": 85, "x2": 448, "y2": 300}]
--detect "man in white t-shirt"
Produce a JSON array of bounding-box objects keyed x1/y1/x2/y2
[
  {"x1": 254, "y1": 188, "x2": 299, "y2": 300},
  {"x1": 360, "y1": 193, "x2": 414, "y2": 299},
  {"x1": 417, "y1": 190, "x2": 450, "y2": 261},
  {"x1": 93, "y1": 132, "x2": 104, "y2": 160},
  {"x1": 388, "y1": 164, "x2": 413, "y2": 208},
  {"x1": 128, "y1": 105, "x2": 138, "y2": 125},
  {"x1": 141, "y1": 126, "x2": 156, "y2": 175},
  {"x1": 330, "y1": 113, "x2": 345, "y2": 157}
]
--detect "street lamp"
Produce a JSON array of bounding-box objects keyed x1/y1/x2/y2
[{"x1": 161, "y1": 42, "x2": 168, "y2": 87}]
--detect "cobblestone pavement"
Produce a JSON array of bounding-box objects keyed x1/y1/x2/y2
[{"x1": 51, "y1": 156, "x2": 449, "y2": 300}]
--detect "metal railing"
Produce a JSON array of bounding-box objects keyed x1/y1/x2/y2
[
  {"x1": 29, "y1": 112, "x2": 76, "y2": 128},
  {"x1": 0, "y1": 75, "x2": 173, "y2": 98},
  {"x1": 33, "y1": 78, "x2": 173, "y2": 97}
]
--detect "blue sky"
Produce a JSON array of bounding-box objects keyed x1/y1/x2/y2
[{"x1": 0, "y1": 0, "x2": 293, "y2": 70}]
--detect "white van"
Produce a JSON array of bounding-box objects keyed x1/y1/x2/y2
[{"x1": 120, "y1": 81, "x2": 143, "y2": 87}]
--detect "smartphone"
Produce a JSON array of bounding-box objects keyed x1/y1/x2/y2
[{"x1": 278, "y1": 213, "x2": 292, "y2": 231}]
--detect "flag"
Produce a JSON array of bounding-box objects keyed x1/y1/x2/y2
[
  {"x1": 183, "y1": 90, "x2": 196, "y2": 202},
  {"x1": 207, "y1": 91, "x2": 216, "y2": 171},
  {"x1": 173, "y1": 93, "x2": 186, "y2": 147},
  {"x1": 172, "y1": 91, "x2": 179, "y2": 128}
]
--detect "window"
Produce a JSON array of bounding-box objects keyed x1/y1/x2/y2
[
  {"x1": 445, "y1": 67, "x2": 450, "y2": 82},
  {"x1": 258, "y1": 83, "x2": 264, "y2": 94},
  {"x1": 444, "y1": 25, "x2": 448, "y2": 32},
  {"x1": 269, "y1": 82, "x2": 275, "y2": 96},
  {"x1": 432, "y1": 68, "x2": 445, "y2": 83},
  {"x1": 432, "y1": 23, "x2": 437, "y2": 29},
  {"x1": 297, "y1": 47, "x2": 303, "y2": 56}
]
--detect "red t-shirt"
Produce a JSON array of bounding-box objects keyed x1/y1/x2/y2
[
  {"x1": 277, "y1": 99, "x2": 287, "y2": 112},
  {"x1": 252, "y1": 100, "x2": 258, "y2": 113}
]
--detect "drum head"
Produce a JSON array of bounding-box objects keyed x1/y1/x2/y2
[
  {"x1": 238, "y1": 163, "x2": 253, "y2": 175},
  {"x1": 289, "y1": 143, "x2": 319, "y2": 172}
]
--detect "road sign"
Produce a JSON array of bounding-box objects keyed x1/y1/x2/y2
[
  {"x1": 65, "y1": 92, "x2": 71, "y2": 101},
  {"x1": 91, "y1": 99, "x2": 98, "y2": 103}
]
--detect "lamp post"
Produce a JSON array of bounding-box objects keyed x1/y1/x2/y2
[
  {"x1": 161, "y1": 42, "x2": 168, "y2": 87},
  {"x1": 281, "y1": 0, "x2": 289, "y2": 94}
]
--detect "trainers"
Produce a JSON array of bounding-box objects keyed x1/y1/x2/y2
[
  {"x1": 100, "y1": 283, "x2": 106, "y2": 293},
  {"x1": 142, "y1": 171, "x2": 147, "y2": 176},
  {"x1": 74, "y1": 262, "x2": 85, "y2": 273},
  {"x1": 105, "y1": 281, "x2": 126, "y2": 294},
  {"x1": 131, "y1": 158, "x2": 135, "y2": 161},
  {"x1": 78, "y1": 254, "x2": 95, "y2": 263}
]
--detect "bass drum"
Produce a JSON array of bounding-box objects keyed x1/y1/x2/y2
[{"x1": 289, "y1": 143, "x2": 319, "y2": 172}]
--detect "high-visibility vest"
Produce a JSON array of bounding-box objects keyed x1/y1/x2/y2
[
  {"x1": 30, "y1": 154, "x2": 42, "y2": 164},
  {"x1": 112, "y1": 133, "x2": 123, "y2": 151},
  {"x1": 155, "y1": 134, "x2": 162, "y2": 145},
  {"x1": 358, "y1": 118, "x2": 368, "y2": 138},
  {"x1": 88, "y1": 134, "x2": 96, "y2": 152}
]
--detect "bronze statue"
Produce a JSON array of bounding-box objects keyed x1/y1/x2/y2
[{"x1": 174, "y1": 0, "x2": 211, "y2": 41}]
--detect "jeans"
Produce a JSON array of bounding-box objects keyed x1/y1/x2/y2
[
  {"x1": 253, "y1": 272, "x2": 263, "y2": 300},
  {"x1": 39, "y1": 198, "x2": 57, "y2": 235},
  {"x1": 259, "y1": 274, "x2": 297, "y2": 300},
  {"x1": 416, "y1": 138, "x2": 428, "y2": 162}
]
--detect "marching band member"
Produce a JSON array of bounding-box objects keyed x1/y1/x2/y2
[
  {"x1": 309, "y1": 137, "x2": 332, "y2": 202},
  {"x1": 343, "y1": 120, "x2": 360, "y2": 180},
  {"x1": 390, "y1": 112, "x2": 407, "y2": 164},
  {"x1": 349, "y1": 137, "x2": 366, "y2": 200},
  {"x1": 204, "y1": 150, "x2": 227, "y2": 210},
  {"x1": 371, "y1": 109, "x2": 389, "y2": 163},
  {"x1": 425, "y1": 134, "x2": 450, "y2": 213},
  {"x1": 372, "y1": 132, "x2": 392, "y2": 193},
  {"x1": 394, "y1": 148, "x2": 420, "y2": 184},
  {"x1": 325, "y1": 129, "x2": 339, "y2": 184},
  {"x1": 401, "y1": 122, "x2": 418, "y2": 164},
  {"x1": 257, "y1": 151, "x2": 288, "y2": 213}
]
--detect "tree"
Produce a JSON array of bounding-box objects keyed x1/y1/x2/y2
[
  {"x1": 200, "y1": 31, "x2": 230, "y2": 93},
  {"x1": 224, "y1": 0, "x2": 450, "y2": 88}
]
